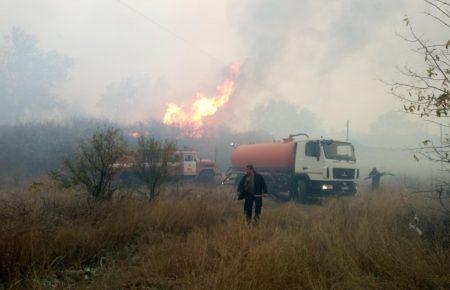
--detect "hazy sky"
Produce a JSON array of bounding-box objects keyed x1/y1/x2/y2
[{"x1": 0, "y1": 0, "x2": 444, "y2": 134}]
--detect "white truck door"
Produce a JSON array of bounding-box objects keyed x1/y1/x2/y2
[
  {"x1": 183, "y1": 153, "x2": 197, "y2": 176},
  {"x1": 295, "y1": 141, "x2": 323, "y2": 180}
]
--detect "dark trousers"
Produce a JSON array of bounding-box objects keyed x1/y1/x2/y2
[
  {"x1": 371, "y1": 181, "x2": 380, "y2": 192},
  {"x1": 244, "y1": 197, "x2": 262, "y2": 222}
]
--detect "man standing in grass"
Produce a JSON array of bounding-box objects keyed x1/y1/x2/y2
[
  {"x1": 237, "y1": 164, "x2": 268, "y2": 224},
  {"x1": 365, "y1": 167, "x2": 393, "y2": 192}
]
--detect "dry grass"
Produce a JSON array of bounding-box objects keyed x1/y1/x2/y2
[{"x1": 0, "y1": 182, "x2": 449, "y2": 289}]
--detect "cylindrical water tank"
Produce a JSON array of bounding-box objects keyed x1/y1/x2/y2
[{"x1": 231, "y1": 141, "x2": 295, "y2": 173}]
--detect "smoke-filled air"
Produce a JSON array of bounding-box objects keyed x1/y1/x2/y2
[{"x1": 1, "y1": 0, "x2": 449, "y2": 289}]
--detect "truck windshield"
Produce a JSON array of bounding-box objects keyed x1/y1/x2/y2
[{"x1": 321, "y1": 140, "x2": 355, "y2": 161}]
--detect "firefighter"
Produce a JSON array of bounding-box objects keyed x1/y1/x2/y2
[
  {"x1": 365, "y1": 167, "x2": 393, "y2": 192},
  {"x1": 237, "y1": 164, "x2": 268, "y2": 224}
]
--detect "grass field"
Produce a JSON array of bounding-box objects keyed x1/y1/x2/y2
[{"x1": 0, "y1": 182, "x2": 449, "y2": 289}]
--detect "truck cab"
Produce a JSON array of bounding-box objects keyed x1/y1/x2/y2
[
  {"x1": 174, "y1": 150, "x2": 220, "y2": 183},
  {"x1": 228, "y1": 135, "x2": 359, "y2": 201},
  {"x1": 293, "y1": 139, "x2": 358, "y2": 199},
  {"x1": 175, "y1": 150, "x2": 198, "y2": 177}
]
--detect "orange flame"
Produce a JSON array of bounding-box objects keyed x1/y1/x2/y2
[
  {"x1": 162, "y1": 63, "x2": 240, "y2": 136},
  {"x1": 128, "y1": 131, "x2": 150, "y2": 138},
  {"x1": 129, "y1": 131, "x2": 141, "y2": 138}
]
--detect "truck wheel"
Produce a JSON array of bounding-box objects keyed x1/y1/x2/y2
[
  {"x1": 288, "y1": 177, "x2": 297, "y2": 201},
  {"x1": 290, "y1": 179, "x2": 308, "y2": 202},
  {"x1": 296, "y1": 179, "x2": 308, "y2": 202}
]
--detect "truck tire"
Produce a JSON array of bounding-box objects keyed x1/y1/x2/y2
[
  {"x1": 261, "y1": 174, "x2": 278, "y2": 197},
  {"x1": 289, "y1": 177, "x2": 297, "y2": 201},
  {"x1": 296, "y1": 179, "x2": 308, "y2": 202},
  {"x1": 290, "y1": 178, "x2": 308, "y2": 202}
]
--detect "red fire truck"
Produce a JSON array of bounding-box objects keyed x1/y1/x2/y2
[{"x1": 173, "y1": 149, "x2": 219, "y2": 183}]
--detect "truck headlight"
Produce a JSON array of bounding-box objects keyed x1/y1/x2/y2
[{"x1": 321, "y1": 184, "x2": 333, "y2": 190}]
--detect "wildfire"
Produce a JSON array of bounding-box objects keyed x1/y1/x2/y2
[
  {"x1": 129, "y1": 131, "x2": 141, "y2": 138},
  {"x1": 162, "y1": 62, "x2": 240, "y2": 136},
  {"x1": 128, "y1": 131, "x2": 150, "y2": 138}
]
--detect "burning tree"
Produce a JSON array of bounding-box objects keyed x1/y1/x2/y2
[
  {"x1": 162, "y1": 62, "x2": 240, "y2": 138},
  {"x1": 133, "y1": 136, "x2": 177, "y2": 200},
  {"x1": 390, "y1": 0, "x2": 450, "y2": 213}
]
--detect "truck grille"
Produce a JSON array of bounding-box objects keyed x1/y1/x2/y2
[{"x1": 333, "y1": 168, "x2": 355, "y2": 179}]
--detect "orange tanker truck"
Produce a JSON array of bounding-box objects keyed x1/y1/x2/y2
[{"x1": 224, "y1": 133, "x2": 359, "y2": 201}]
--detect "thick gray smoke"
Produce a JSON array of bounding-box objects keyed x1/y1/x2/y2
[
  {"x1": 0, "y1": 0, "x2": 447, "y2": 180},
  {"x1": 0, "y1": 0, "x2": 431, "y2": 132},
  {"x1": 0, "y1": 28, "x2": 72, "y2": 124},
  {"x1": 226, "y1": 0, "x2": 411, "y2": 131}
]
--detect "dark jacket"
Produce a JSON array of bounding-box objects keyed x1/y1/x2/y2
[
  {"x1": 368, "y1": 170, "x2": 385, "y2": 185},
  {"x1": 237, "y1": 172, "x2": 267, "y2": 198}
]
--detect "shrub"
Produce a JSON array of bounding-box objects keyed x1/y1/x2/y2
[
  {"x1": 61, "y1": 126, "x2": 126, "y2": 200},
  {"x1": 133, "y1": 136, "x2": 177, "y2": 200}
]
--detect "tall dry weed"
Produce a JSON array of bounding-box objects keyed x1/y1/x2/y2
[{"x1": 0, "y1": 185, "x2": 449, "y2": 289}]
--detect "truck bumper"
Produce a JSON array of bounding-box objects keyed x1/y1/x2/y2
[{"x1": 310, "y1": 180, "x2": 356, "y2": 196}]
